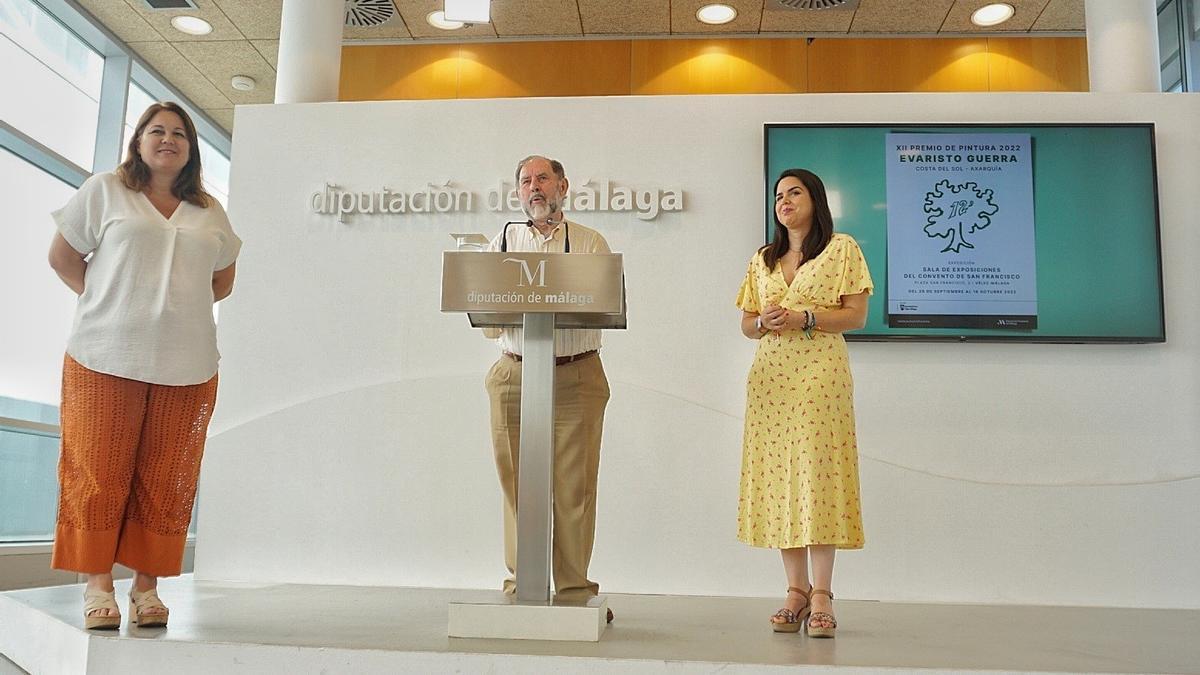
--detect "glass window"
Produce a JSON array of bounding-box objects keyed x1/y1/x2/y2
[
  {"x1": 0, "y1": 397, "x2": 59, "y2": 543},
  {"x1": 199, "y1": 137, "x2": 230, "y2": 208},
  {"x1": 1160, "y1": 0, "x2": 1184, "y2": 91},
  {"x1": 0, "y1": 148, "x2": 79, "y2": 406},
  {"x1": 0, "y1": 0, "x2": 104, "y2": 169},
  {"x1": 0, "y1": 148, "x2": 75, "y2": 544},
  {"x1": 1160, "y1": 0, "x2": 1180, "y2": 64},
  {"x1": 1189, "y1": 0, "x2": 1199, "y2": 90},
  {"x1": 1, "y1": 0, "x2": 225, "y2": 547}
]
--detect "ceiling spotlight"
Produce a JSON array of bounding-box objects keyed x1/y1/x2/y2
[
  {"x1": 971, "y1": 3, "x2": 1015, "y2": 27},
  {"x1": 170, "y1": 15, "x2": 212, "y2": 36},
  {"x1": 426, "y1": 10, "x2": 464, "y2": 30},
  {"x1": 231, "y1": 75, "x2": 256, "y2": 91},
  {"x1": 697, "y1": 4, "x2": 738, "y2": 25},
  {"x1": 443, "y1": 0, "x2": 490, "y2": 24}
]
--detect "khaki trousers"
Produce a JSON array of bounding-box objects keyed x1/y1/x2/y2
[
  {"x1": 52, "y1": 354, "x2": 217, "y2": 576},
  {"x1": 485, "y1": 352, "x2": 609, "y2": 601}
]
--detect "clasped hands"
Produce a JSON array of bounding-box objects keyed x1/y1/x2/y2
[{"x1": 759, "y1": 304, "x2": 791, "y2": 332}]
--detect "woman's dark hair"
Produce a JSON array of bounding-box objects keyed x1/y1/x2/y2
[
  {"x1": 116, "y1": 101, "x2": 212, "y2": 207},
  {"x1": 760, "y1": 168, "x2": 834, "y2": 272}
]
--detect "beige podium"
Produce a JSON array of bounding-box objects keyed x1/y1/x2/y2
[{"x1": 441, "y1": 249, "x2": 626, "y2": 641}]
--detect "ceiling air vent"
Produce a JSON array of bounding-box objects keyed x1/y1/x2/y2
[
  {"x1": 140, "y1": 0, "x2": 199, "y2": 9},
  {"x1": 344, "y1": 0, "x2": 397, "y2": 27},
  {"x1": 774, "y1": 0, "x2": 849, "y2": 9}
]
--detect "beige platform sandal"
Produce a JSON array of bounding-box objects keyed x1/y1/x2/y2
[
  {"x1": 83, "y1": 588, "x2": 121, "y2": 630},
  {"x1": 806, "y1": 589, "x2": 837, "y2": 638},
  {"x1": 769, "y1": 586, "x2": 811, "y2": 633},
  {"x1": 129, "y1": 587, "x2": 169, "y2": 628}
]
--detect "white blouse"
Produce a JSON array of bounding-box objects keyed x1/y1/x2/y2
[{"x1": 52, "y1": 172, "x2": 242, "y2": 385}]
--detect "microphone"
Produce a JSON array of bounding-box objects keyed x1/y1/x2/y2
[
  {"x1": 499, "y1": 217, "x2": 570, "y2": 253},
  {"x1": 499, "y1": 220, "x2": 530, "y2": 253}
]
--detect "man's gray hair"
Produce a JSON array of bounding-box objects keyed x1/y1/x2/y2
[{"x1": 515, "y1": 155, "x2": 566, "y2": 184}]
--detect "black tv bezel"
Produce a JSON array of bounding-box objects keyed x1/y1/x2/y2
[{"x1": 763, "y1": 122, "x2": 1166, "y2": 344}]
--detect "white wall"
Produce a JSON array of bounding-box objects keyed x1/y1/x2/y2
[{"x1": 194, "y1": 93, "x2": 1200, "y2": 609}]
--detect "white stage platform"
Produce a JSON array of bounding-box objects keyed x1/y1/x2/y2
[{"x1": 1, "y1": 576, "x2": 1198, "y2": 674}]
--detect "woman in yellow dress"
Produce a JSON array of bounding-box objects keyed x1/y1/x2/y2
[{"x1": 736, "y1": 168, "x2": 873, "y2": 638}]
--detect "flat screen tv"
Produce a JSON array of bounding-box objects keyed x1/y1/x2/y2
[{"x1": 764, "y1": 123, "x2": 1164, "y2": 343}]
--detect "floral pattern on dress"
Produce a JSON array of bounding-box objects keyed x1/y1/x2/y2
[{"x1": 735, "y1": 233, "x2": 873, "y2": 549}]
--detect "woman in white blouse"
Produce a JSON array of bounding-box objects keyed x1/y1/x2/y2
[{"x1": 47, "y1": 102, "x2": 241, "y2": 630}]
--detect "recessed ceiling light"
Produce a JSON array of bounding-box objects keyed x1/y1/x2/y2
[
  {"x1": 426, "y1": 10, "x2": 464, "y2": 30},
  {"x1": 697, "y1": 4, "x2": 738, "y2": 25},
  {"x1": 170, "y1": 15, "x2": 212, "y2": 36},
  {"x1": 971, "y1": 3, "x2": 1015, "y2": 27}
]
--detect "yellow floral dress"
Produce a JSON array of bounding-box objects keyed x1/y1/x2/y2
[{"x1": 735, "y1": 233, "x2": 873, "y2": 549}]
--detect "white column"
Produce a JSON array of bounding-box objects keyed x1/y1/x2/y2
[
  {"x1": 1085, "y1": 0, "x2": 1161, "y2": 92},
  {"x1": 275, "y1": 0, "x2": 343, "y2": 103}
]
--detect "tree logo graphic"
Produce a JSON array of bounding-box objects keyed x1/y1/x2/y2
[{"x1": 922, "y1": 180, "x2": 999, "y2": 253}]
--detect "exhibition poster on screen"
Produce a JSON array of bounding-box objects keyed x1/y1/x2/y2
[{"x1": 884, "y1": 132, "x2": 1038, "y2": 330}]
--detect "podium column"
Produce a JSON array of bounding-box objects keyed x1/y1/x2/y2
[
  {"x1": 515, "y1": 313, "x2": 554, "y2": 603},
  {"x1": 442, "y1": 250, "x2": 624, "y2": 641}
]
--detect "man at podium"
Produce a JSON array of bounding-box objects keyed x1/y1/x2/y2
[{"x1": 482, "y1": 155, "x2": 613, "y2": 613}]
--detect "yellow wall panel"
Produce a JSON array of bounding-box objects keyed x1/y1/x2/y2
[
  {"x1": 987, "y1": 38, "x2": 1089, "y2": 91},
  {"x1": 457, "y1": 41, "x2": 631, "y2": 99},
  {"x1": 340, "y1": 37, "x2": 1088, "y2": 101},
  {"x1": 340, "y1": 44, "x2": 459, "y2": 101},
  {"x1": 809, "y1": 39, "x2": 990, "y2": 93},
  {"x1": 631, "y1": 39, "x2": 806, "y2": 95}
]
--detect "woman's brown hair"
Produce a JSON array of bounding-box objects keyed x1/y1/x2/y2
[
  {"x1": 116, "y1": 101, "x2": 212, "y2": 207},
  {"x1": 760, "y1": 168, "x2": 834, "y2": 272}
]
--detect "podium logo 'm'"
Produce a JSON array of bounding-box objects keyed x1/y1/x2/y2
[{"x1": 504, "y1": 258, "x2": 547, "y2": 287}]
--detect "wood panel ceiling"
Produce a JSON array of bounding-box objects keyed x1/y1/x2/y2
[{"x1": 74, "y1": 0, "x2": 1086, "y2": 133}]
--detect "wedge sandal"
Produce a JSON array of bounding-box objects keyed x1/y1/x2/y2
[
  {"x1": 129, "y1": 587, "x2": 169, "y2": 628},
  {"x1": 770, "y1": 586, "x2": 811, "y2": 633},
  {"x1": 83, "y1": 588, "x2": 121, "y2": 630},
  {"x1": 806, "y1": 588, "x2": 837, "y2": 638}
]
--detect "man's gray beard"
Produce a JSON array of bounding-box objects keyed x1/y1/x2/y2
[{"x1": 522, "y1": 198, "x2": 561, "y2": 222}]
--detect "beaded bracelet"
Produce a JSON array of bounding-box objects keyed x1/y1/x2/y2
[{"x1": 802, "y1": 310, "x2": 816, "y2": 340}]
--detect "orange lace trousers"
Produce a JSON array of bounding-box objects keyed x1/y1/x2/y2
[{"x1": 51, "y1": 355, "x2": 218, "y2": 576}]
